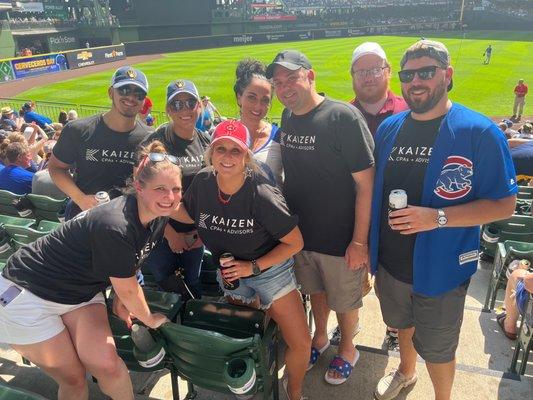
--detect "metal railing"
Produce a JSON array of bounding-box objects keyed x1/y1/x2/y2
[{"x1": 0, "y1": 97, "x2": 167, "y2": 126}]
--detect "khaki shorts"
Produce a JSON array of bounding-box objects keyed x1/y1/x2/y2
[
  {"x1": 0, "y1": 275, "x2": 106, "y2": 345},
  {"x1": 294, "y1": 250, "x2": 365, "y2": 313}
]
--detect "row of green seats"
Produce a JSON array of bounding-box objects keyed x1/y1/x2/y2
[{"x1": 0, "y1": 190, "x2": 67, "y2": 222}]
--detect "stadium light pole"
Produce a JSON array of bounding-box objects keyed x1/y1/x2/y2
[{"x1": 459, "y1": 0, "x2": 466, "y2": 23}]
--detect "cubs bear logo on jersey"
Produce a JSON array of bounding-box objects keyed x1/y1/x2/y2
[{"x1": 434, "y1": 156, "x2": 473, "y2": 200}]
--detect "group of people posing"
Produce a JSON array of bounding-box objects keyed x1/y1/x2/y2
[{"x1": 0, "y1": 38, "x2": 518, "y2": 400}]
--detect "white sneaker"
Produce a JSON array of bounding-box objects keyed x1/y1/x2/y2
[{"x1": 374, "y1": 369, "x2": 418, "y2": 400}]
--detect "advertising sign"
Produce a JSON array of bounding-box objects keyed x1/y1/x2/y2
[
  {"x1": 11, "y1": 53, "x2": 68, "y2": 79},
  {"x1": 65, "y1": 44, "x2": 126, "y2": 69},
  {"x1": 48, "y1": 34, "x2": 80, "y2": 52},
  {"x1": 0, "y1": 60, "x2": 15, "y2": 82},
  {"x1": 15, "y1": 1, "x2": 44, "y2": 13}
]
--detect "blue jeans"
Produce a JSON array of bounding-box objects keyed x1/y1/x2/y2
[{"x1": 142, "y1": 237, "x2": 204, "y2": 298}]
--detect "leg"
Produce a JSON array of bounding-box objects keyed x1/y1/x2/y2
[
  {"x1": 513, "y1": 97, "x2": 520, "y2": 117},
  {"x1": 503, "y1": 269, "x2": 528, "y2": 334},
  {"x1": 268, "y1": 289, "x2": 311, "y2": 400},
  {"x1": 11, "y1": 331, "x2": 88, "y2": 400},
  {"x1": 397, "y1": 327, "x2": 417, "y2": 378},
  {"x1": 517, "y1": 98, "x2": 525, "y2": 118},
  {"x1": 178, "y1": 246, "x2": 205, "y2": 299},
  {"x1": 62, "y1": 303, "x2": 134, "y2": 400},
  {"x1": 310, "y1": 292, "x2": 330, "y2": 349},
  {"x1": 426, "y1": 360, "x2": 455, "y2": 400}
]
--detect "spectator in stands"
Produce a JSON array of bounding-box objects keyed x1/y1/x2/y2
[
  {"x1": 0, "y1": 138, "x2": 34, "y2": 194},
  {"x1": 234, "y1": 58, "x2": 283, "y2": 185},
  {"x1": 58, "y1": 110, "x2": 68, "y2": 125},
  {"x1": 195, "y1": 98, "x2": 213, "y2": 133},
  {"x1": 0, "y1": 141, "x2": 177, "y2": 400},
  {"x1": 267, "y1": 50, "x2": 374, "y2": 386},
  {"x1": 32, "y1": 141, "x2": 67, "y2": 200},
  {"x1": 50, "y1": 122, "x2": 64, "y2": 140},
  {"x1": 140, "y1": 79, "x2": 209, "y2": 299},
  {"x1": 512, "y1": 79, "x2": 528, "y2": 122},
  {"x1": 497, "y1": 269, "x2": 533, "y2": 340},
  {"x1": 0, "y1": 107, "x2": 23, "y2": 132},
  {"x1": 139, "y1": 96, "x2": 153, "y2": 125},
  {"x1": 172, "y1": 120, "x2": 310, "y2": 400},
  {"x1": 350, "y1": 42, "x2": 408, "y2": 136},
  {"x1": 21, "y1": 101, "x2": 53, "y2": 131},
  {"x1": 67, "y1": 109, "x2": 78, "y2": 122},
  {"x1": 48, "y1": 66, "x2": 151, "y2": 220}
]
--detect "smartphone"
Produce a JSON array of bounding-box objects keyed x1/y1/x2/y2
[{"x1": 184, "y1": 232, "x2": 198, "y2": 247}]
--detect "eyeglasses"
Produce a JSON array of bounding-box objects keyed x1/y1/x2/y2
[
  {"x1": 116, "y1": 85, "x2": 147, "y2": 101},
  {"x1": 398, "y1": 66, "x2": 445, "y2": 83},
  {"x1": 170, "y1": 98, "x2": 198, "y2": 112},
  {"x1": 352, "y1": 67, "x2": 388, "y2": 79}
]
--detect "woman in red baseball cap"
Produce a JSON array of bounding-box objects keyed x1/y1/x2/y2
[{"x1": 172, "y1": 119, "x2": 310, "y2": 400}]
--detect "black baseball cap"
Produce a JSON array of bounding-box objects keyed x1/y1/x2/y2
[{"x1": 266, "y1": 50, "x2": 312, "y2": 79}]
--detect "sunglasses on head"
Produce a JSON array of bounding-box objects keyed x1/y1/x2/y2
[
  {"x1": 137, "y1": 152, "x2": 180, "y2": 176},
  {"x1": 116, "y1": 85, "x2": 146, "y2": 101},
  {"x1": 398, "y1": 65, "x2": 445, "y2": 83},
  {"x1": 170, "y1": 98, "x2": 198, "y2": 112}
]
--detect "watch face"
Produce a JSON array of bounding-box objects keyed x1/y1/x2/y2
[{"x1": 438, "y1": 216, "x2": 448, "y2": 225}]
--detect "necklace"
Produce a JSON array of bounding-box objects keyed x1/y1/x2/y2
[{"x1": 217, "y1": 187, "x2": 232, "y2": 205}]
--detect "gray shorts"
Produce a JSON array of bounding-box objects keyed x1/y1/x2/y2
[
  {"x1": 375, "y1": 266, "x2": 469, "y2": 363},
  {"x1": 294, "y1": 250, "x2": 366, "y2": 313}
]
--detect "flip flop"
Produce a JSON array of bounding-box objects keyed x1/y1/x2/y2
[
  {"x1": 307, "y1": 342, "x2": 330, "y2": 371},
  {"x1": 324, "y1": 349, "x2": 360, "y2": 385},
  {"x1": 496, "y1": 313, "x2": 517, "y2": 340}
]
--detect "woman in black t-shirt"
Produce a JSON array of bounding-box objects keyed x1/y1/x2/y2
[
  {"x1": 173, "y1": 120, "x2": 311, "y2": 400},
  {"x1": 0, "y1": 141, "x2": 181, "y2": 400},
  {"x1": 140, "y1": 79, "x2": 210, "y2": 299}
]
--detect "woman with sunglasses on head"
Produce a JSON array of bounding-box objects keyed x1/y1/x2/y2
[
  {"x1": 140, "y1": 80, "x2": 210, "y2": 299},
  {"x1": 172, "y1": 120, "x2": 310, "y2": 400},
  {"x1": 234, "y1": 58, "x2": 283, "y2": 185},
  {"x1": 0, "y1": 141, "x2": 181, "y2": 400}
]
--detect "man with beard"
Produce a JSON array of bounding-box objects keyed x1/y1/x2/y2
[
  {"x1": 350, "y1": 42, "x2": 408, "y2": 136},
  {"x1": 369, "y1": 40, "x2": 517, "y2": 400},
  {"x1": 49, "y1": 66, "x2": 150, "y2": 219}
]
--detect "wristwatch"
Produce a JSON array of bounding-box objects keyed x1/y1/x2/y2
[
  {"x1": 437, "y1": 209, "x2": 448, "y2": 228},
  {"x1": 251, "y1": 259, "x2": 261, "y2": 276}
]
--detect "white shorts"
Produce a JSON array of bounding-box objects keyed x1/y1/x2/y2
[{"x1": 0, "y1": 275, "x2": 106, "y2": 345}]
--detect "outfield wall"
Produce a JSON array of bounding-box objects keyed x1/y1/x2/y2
[{"x1": 125, "y1": 20, "x2": 460, "y2": 56}]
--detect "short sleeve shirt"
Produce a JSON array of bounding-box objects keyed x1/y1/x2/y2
[
  {"x1": 279, "y1": 97, "x2": 375, "y2": 256},
  {"x1": 3, "y1": 195, "x2": 167, "y2": 304},
  {"x1": 182, "y1": 168, "x2": 298, "y2": 265},
  {"x1": 53, "y1": 114, "x2": 149, "y2": 196}
]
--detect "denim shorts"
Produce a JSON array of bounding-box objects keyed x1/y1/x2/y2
[{"x1": 217, "y1": 258, "x2": 297, "y2": 310}]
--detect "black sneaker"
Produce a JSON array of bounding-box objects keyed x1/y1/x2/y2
[
  {"x1": 385, "y1": 329, "x2": 400, "y2": 352},
  {"x1": 329, "y1": 323, "x2": 361, "y2": 346}
]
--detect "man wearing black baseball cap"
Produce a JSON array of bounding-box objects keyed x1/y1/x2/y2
[
  {"x1": 49, "y1": 66, "x2": 151, "y2": 219},
  {"x1": 369, "y1": 40, "x2": 517, "y2": 400},
  {"x1": 268, "y1": 50, "x2": 375, "y2": 389}
]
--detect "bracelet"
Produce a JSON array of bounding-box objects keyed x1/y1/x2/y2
[{"x1": 352, "y1": 241, "x2": 368, "y2": 247}]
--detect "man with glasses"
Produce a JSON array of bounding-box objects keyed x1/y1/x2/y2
[
  {"x1": 350, "y1": 42, "x2": 408, "y2": 136},
  {"x1": 49, "y1": 66, "x2": 151, "y2": 219},
  {"x1": 370, "y1": 40, "x2": 517, "y2": 400},
  {"x1": 266, "y1": 50, "x2": 374, "y2": 386}
]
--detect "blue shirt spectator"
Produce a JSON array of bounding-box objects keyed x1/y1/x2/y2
[
  {"x1": 0, "y1": 141, "x2": 34, "y2": 194},
  {"x1": 21, "y1": 102, "x2": 52, "y2": 130}
]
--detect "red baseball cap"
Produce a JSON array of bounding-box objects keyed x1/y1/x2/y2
[{"x1": 211, "y1": 120, "x2": 251, "y2": 151}]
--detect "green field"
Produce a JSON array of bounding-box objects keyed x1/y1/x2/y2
[{"x1": 19, "y1": 30, "x2": 533, "y2": 120}]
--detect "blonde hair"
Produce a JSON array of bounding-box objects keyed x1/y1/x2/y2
[
  {"x1": 0, "y1": 136, "x2": 29, "y2": 164},
  {"x1": 203, "y1": 144, "x2": 258, "y2": 174}
]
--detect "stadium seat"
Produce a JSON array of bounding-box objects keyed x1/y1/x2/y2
[
  {"x1": 509, "y1": 294, "x2": 533, "y2": 375},
  {"x1": 26, "y1": 194, "x2": 67, "y2": 222},
  {"x1": 0, "y1": 383, "x2": 48, "y2": 400},
  {"x1": 480, "y1": 215, "x2": 533, "y2": 259},
  {"x1": 517, "y1": 186, "x2": 533, "y2": 201},
  {"x1": 158, "y1": 299, "x2": 279, "y2": 400},
  {"x1": 2, "y1": 225, "x2": 50, "y2": 249},
  {"x1": 0, "y1": 214, "x2": 36, "y2": 228},
  {"x1": 483, "y1": 240, "x2": 533, "y2": 312},
  {"x1": 0, "y1": 190, "x2": 22, "y2": 217},
  {"x1": 35, "y1": 220, "x2": 61, "y2": 232}
]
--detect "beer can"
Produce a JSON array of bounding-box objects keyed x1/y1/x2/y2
[
  {"x1": 95, "y1": 191, "x2": 110, "y2": 205},
  {"x1": 219, "y1": 252, "x2": 239, "y2": 290},
  {"x1": 389, "y1": 189, "x2": 408, "y2": 211}
]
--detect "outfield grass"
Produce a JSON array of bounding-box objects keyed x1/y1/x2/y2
[{"x1": 19, "y1": 30, "x2": 533, "y2": 120}]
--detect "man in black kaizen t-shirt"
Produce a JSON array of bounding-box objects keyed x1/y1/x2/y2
[
  {"x1": 49, "y1": 66, "x2": 151, "y2": 219},
  {"x1": 266, "y1": 50, "x2": 375, "y2": 384}
]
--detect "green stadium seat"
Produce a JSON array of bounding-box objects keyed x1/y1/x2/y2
[
  {"x1": 0, "y1": 215, "x2": 36, "y2": 228},
  {"x1": 2, "y1": 225, "x2": 49, "y2": 249},
  {"x1": 0, "y1": 190, "x2": 22, "y2": 217},
  {"x1": 35, "y1": 220, "x2": 61, "y2": 233},
  {"x1": 0, "y1": 262, "x2": 5, "y2": 272},
  {"x1": 517, "y1": 186, "x2": 533, "y2": 200},
  {"x1": 483, "y1": 240, "x2": 533, "y2": 312},
  {"x1": 26, "y1": 194, "x2": 67, "y2": 222},
  {"x1": 509, "y1": 294, "x2": 533, "y2": 375},
  {"x1": 480, "y1": 215, "x2": 533, "y2": 259},
  {"x1": 0, "y1": 383, "x2": 48, "y2": 400}
]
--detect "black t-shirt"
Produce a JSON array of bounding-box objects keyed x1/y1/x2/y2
[
  {"x1": 141, "y1": 124, "x2": 211, "y2": 232},
  {"x1": 53, "y1": 114, "x2": 149, "y2": 196},
  {"x1": 3, "y1": 195, "x2": 167, "y2": 304},
  {"x1": 511, "y1": 140, "x2": 533, "y2": 177},
  {"x1": 279, "y1": 97, "x2": 374, "y2": 256},
  {"x1": 182, "y1": 168, "x2": 298, "y2": 265},
  {"x1": 379, "y1": 115, "x2": 444, "y2": 283}
]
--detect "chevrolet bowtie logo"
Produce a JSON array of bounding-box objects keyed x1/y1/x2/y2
[{"x1": 76, "y1": 51, "x2": 92, "y2": 61}]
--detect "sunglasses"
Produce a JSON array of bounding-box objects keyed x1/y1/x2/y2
[
  {"x1": 116, "y1": 85, "x2": 146, "y2": 101},
  {"x1": 137, "y1": 153, "x2": 180, "y2": 176},
  {"x1": 170, "y1": 98, "x2": 198, "y2": 112},
  {"x1": 398, "y1": 66, "x2": 445, "y2": 83}
]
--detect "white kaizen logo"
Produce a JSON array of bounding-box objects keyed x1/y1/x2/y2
[
  {"x1": 198, "y1": 213, "x2": 210, "y2": 229},
  {"x1": 86, "y1": 149, "x2": 99, "y2": 162}
]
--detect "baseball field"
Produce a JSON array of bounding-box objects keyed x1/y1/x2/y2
[{"x1": 17, "y1": 30, "x2": 533, "y2": 120}]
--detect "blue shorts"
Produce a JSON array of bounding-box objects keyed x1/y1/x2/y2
[{"x1": 217, "y1": 258, "x2": 297, "y2": 309}]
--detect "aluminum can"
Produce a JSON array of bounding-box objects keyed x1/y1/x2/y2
[
  {"x1": 389, "y1": 189, "x2": 408, "y2": 211},
  {"x1": 95, "y1": 191, "x2": 110, "y2": 205},
  {"x1": 219, "y1": 252, "x2": 239, "y2": 290}
]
